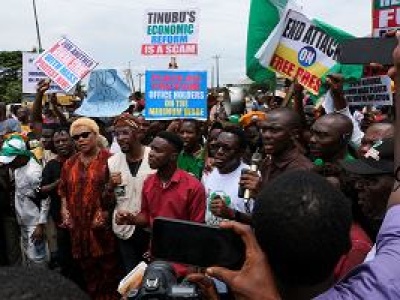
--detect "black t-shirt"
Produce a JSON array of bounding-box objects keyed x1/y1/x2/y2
[
  {"x1": 127, "y1": 160, "x2": 142, "y2": 177},
  {"x1": 41, "y1": 159, "x2": 63, "y2": 223}
]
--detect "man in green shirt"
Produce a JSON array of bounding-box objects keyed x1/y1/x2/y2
[{"x1": 177, "y1": 119, "x2": 205, "y2": 179}]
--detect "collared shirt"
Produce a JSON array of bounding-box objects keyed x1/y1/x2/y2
[
  {"x1": 316, "y1": 205, "x2": 400, "y2": 299},
  {"x1": 141, "y1": 168, "x2": 206, "y2": 226},
  {"x1": 177, "y1": 148, "x2": 205, "y2": 180},
  {"x1": 261, "y1": 147, "x2": 314, "y2": 186}
]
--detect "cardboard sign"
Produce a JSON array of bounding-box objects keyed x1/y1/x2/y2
[
  {"x1": 141, "y1": 9, "x2": 200, "y2": 56},
  {"x1": 372, "y1": 0, "x2": 400, "y2": 37},
  {"x1": 266, "y1": 10, "x2": 338, "y2": 95},
  {"x1": 22, "y1": 52, "x2": 63, "y2": 94},
  {"x1": 144, "y1": 70, "x2": 207, "y2": 120},
  {"x1": 344, "y1": 75, "x2": 393, "y2": 106},
  {"x1": 74, "y1": 69, "x2": 131, "y2": 117},
  {"x1": 35, "y1": 37, "x2": 98, "y2": 93}
]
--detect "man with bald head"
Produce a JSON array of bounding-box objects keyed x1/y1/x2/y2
[
  {"x1": 241, "y1": 108, "x2": 313, "y2": 195},
  {"x1": 309, "y1": 113, "x2": 354, "y2": 163},
  {"x1": 358, "y1": 122, "x2": 394, "y2": 158}
]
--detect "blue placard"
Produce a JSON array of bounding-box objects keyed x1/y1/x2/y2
[
  {"x1": 144, "y1": 70, "x2": 207, "y2": 120},
  {"x1": 75, "y1": 69, "x2": 131, "y2": 117}
]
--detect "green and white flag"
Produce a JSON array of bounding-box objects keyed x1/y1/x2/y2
[
  {"x1": 246, "y1": 0, "x2": 297, "y2": 83},
  {"x1": 252, "y1": 6, "x2": 363, "y2": 98}
]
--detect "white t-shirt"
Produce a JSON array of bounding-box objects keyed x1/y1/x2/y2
[{"x1": 202, "y1": 161, "x2": 253, "y2": 225}]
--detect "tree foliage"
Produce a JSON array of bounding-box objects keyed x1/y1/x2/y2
[{"x1": 0, "y1": 51, "x2": 22, "y2": 104}]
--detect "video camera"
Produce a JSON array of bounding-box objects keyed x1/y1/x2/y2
[{"x1": 136, "y1": 261, "x2": 200, "y2": 300}]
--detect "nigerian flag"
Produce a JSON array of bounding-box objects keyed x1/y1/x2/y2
[
  {"x1": 246, "y1": 0, "x2": 294, "y2": 83},
  {"x1": 248, "y1": 2, "x2": 363, "y2": 97}
]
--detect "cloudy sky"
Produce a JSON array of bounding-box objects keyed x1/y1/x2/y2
[{"x1": 2, "y1": 0, "x2": 370, "y2": 86}]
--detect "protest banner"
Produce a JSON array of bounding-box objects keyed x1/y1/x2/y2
[
  {"x1": 144, "y1": 70, "x2": 207, "y2": 120},
  {"x1": 344, "y1": 75, "x2": 393, "y2": 106},
  {"x1": 74, "y1": 69, "x2": 131, "y2": 117},
  {"x1": 35, "y1": 37, "x2": 98, "y2": 93},
  {"x1": 258, "y1": 10, "x2": 339, "y2": 95},
  {"x1": 141, "y1": 9, "x2": 200, "y2": 56},
  {"x1": 22, "y1": 52, "x2": 63, "y2": 94},
  {"x1": 372, "y1": 0, "x2": 400, "y2": 37}
]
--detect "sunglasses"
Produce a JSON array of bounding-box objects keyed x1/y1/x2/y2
[{"x1": 72, "y1": 131, "x2": 92, "y2": 141}]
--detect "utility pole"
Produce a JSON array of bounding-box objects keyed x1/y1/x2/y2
[
  {"x1": 137, "y1": 73, "x2": 144, "y2": 93},
  {"x1": 127, "y1": 61, "x2": 136, "y2": 92},
  {"x1": 32, "y1": 0, "x2": 43, "y2": 53},
  {"x1": 212, "y1": 55, "x2": 221, "y2": 89},
  {"x1": 211, "y1": 65, "x2": 215, "y2": 90}
]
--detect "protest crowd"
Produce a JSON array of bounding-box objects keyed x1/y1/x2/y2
[{"x1": 5, "y1": 1, "x2": 400, "y2": 300}]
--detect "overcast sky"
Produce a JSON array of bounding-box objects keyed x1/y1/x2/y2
[{"x1": 2, "y1": 0, "x2": 370, "y2": 86}]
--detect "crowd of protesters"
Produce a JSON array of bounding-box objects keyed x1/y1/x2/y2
[{"x1": 3, "y1": 36, "x2": 400, "y2": 300}]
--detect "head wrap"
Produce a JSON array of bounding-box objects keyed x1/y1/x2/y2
[
  {"x1": 0, "y1": 135, "x2": 32, "y2": 164},
  {"x1": 113, "y1": 113, "x2": 139, "y2": 129}
]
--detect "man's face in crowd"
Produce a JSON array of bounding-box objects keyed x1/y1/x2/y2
[
  {"x1": 148, "y1": 137, "x2": 176, "y2": 170},
  {"x1": 179, "y1": 121, "x2": 198, "y2": 153},
  {"x1": 114, "y1": 125, "x2": 137, "y2": 153},
  {"x1": 214, "y1": 132, "x2": 241, "y2": 172},
  {"x1": 53, "y1": 131, "x2": 74, "y2": 157},
  {"x1": 310, "y1": 118, "x2": 343, "y2": 160},
  {"x1": 354, "y1": 174, "x2": 394, "y2": 220},
  {"x1": 41, "y1": 128, "x2": 55, "y2": 151},
  {"x1": 259, "y1": 113, "x2": 293, "y2": 156},
  {"x1": 358, "y1": 125, "x2": 394, "y2": 158},
  {"x1": 136, "y1": 116, "x2": 150, "y2": 142},
  {"x1": 17, "y1": 107, "x2": 30, "y2": 124},
  {"x1": 208, "y1": 128, "x2": 222, "y2": 158},
  {"x1": 244, "y1": 125, "x2": 260, "y2": 146}
]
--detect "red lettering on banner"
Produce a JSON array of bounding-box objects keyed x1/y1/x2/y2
[
  {"x1": 270, "y1": 54, "x2": 296, "y2": 77},
  {"x1": 35, "y1": 58, "x2": 58, "y2": 78},
  {"x1": 141, "y1": 44, "x2": 198, "y2": 55},
  {"x1": 55, "y1": 76, "x2": 70, "y2": 90},
  {"x1": 295, "y1": 67, "x2": 321, "y2": 93}
]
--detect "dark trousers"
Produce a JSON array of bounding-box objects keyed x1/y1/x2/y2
[
  {"x1": 57, "y1": 227, "x2": 86, "y2": 290},
  {"x1": 118, "y1": 227, "x2": 150, "y2": 274}
]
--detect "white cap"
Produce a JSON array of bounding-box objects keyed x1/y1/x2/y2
[{"x1": 0, "y1": 136, "x2": 27, "y2": 164}]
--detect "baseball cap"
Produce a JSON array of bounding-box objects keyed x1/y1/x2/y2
[
  {"x1": 339, "y1": 138, "x2": 394, "y2": 176},
  {"x1": 0, "y1": 135, "x2": 30, "y2": 164}
]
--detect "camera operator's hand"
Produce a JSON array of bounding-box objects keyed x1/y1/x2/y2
[
  {"x1": 206, "y1": 221, "x2": 281, "y2": 300},
  {"x1": 210, "y1": 197, "x2": 234, "y2": 220},
  {"x1": 186, "y1": 273, "x2": 220, "y2": 300},
  {"x1": 239, "y1": 170, "x2": 262, "y2": 198}
]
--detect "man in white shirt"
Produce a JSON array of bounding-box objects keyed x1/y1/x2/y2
[
  {"x1": 107, "y1": 114, "x2": 155, "y2": 274},
  {"x1": 202, "y1": 127, "x2": 253, "y2": 226},
  {"x1": 0, "y1": 135, "x2": 49, "y2": 266}
]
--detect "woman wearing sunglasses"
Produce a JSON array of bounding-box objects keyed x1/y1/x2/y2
[{"x1": 58, "y1": 117, "x2": 121, "y2": 299}]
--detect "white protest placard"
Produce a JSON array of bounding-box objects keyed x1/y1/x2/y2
[
  {"x1": 22, "y1": 52, "x2": 64, "y2": 94},
  {"x1": 35, "y1": 37, "x2": 98, "y2": 93},
  {"x1": 259, "y1": 10, "x2": 339, "y2": 95},
  {"x1": 141, "y1": 8, "x2": 200, "y2": 56},
  {"x1": 344, "y1": 75, "x2": 393, "y2": 106}
]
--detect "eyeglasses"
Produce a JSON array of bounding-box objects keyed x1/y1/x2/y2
[{"x1": 72, "y1": 132, "x2": 92, "y2": 141}]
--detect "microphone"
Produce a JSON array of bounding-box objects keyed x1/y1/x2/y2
[{"x1": 243, "y1": 151, "x2": 263, "y2": 200}]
